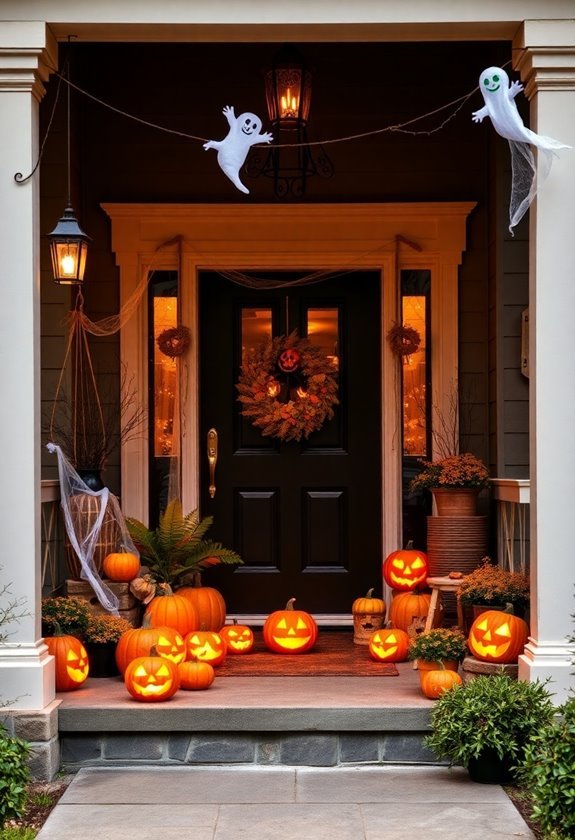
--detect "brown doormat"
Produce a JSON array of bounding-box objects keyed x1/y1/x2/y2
[{"x1": 216, "y1": 631, "x2": 399, "y2": 676}]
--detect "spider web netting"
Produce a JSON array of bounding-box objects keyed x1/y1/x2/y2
[
  {"x1": 47, "y1": 443, "x2": 139, "y2": 614},
  {"x1": 508, "y1": 141, "x2": 553, "y2": 234}
]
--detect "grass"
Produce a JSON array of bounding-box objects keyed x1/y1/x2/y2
[{"x1": 0, "y1": 779, "x2": 70, "y2": 839}]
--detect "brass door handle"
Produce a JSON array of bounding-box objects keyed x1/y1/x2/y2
[{"x1": 207, "y1": 428, "x2": 218, "y2": 499}]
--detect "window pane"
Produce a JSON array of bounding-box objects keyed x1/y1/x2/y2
[
  {"x1": 153, "y1": 296, "x2": 178, "y2": 458},
  {"x1": 242, "y1": 308, "x2": 272, "y2": 365},
  {"x1": 402, "y1": 295, "x2": 427, "y2": 456},
  {"x1": 307, "y1": 307, "x2": 339, "y2": 371}
]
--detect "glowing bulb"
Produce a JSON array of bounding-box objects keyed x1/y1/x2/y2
[{"x1": 60, "y1": 253, "x2": 76, "y2": 276}]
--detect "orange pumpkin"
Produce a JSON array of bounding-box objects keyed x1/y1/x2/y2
[
  {"x1": 178, "y1": 660, "x2": 215, "y2": 690},
  {"x1": 421, "y1": 668, "x2": 463, "y2": 699},
  {"x1": 263, "y1": 598, "x2": 318, "y2": 654},
  {"x1": 176, "y1": 584, "x2": 226, "y2": 631},
  {"x1": 102, "y1": 549, "x2": 141, "y2": 582},
  {"x1": 145, "y1": 588, "x2": 198, "y2": 637},
  {"x1": 124, "y1": 655, "x2": 180, "y2": 702},
  {"x1": 115, "y1": 616, "x2": 186, "y2": 674},
  {"x1": 383, "y1": 542, "x2": 428, "y2": 591},
  {"x1": 45, "y1": 634, "x2": 90, "y2": 691},
  {"x1": 368, "y1": 628, "x2": 410, "y2": 662},
  {"x1": 388, "y1": 591, "x2": 431, "y2": 634},
  {"x1": 220, "y1": 621, "x2": 255, "y2": 654},
  {"x1": 468, "y1": 610, "x2": 529, "y2": 664},
  {"x1": 184, "y1": 630, "x2": 227, "y2": 666},
  {"x1": 352, "y1": 588, "x2": 386, "y2": 617}
]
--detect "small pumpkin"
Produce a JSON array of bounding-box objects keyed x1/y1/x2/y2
[
  {"x1": 184, "y1": 630, "x2": 227, "y2": 666},
  {"x1": 115, "y1": 615, "x2": 186, "y2": 674},
  {"x1": 263, "y1": 598, "x2": 318, "y2": 654},
  {"x1": 368, "y1": 628, "x2": 410, "y2": 662},
  {"x1": 421, "y1": 667, "x2": 463, "y2": 699},
  {"x1": 352, "y1": 588, "x2": 386, "y2": 617},
  {"x1": 44, "y1": 634, "x2": 90, "y2": 691},
  {"x1": 102, "y1": 548, "x2": 141, "y2": 582},
  {"x1": 145, "y1": 586, "x2": 198, "y2": 637},
  {"x1": 388, "y1": 591, "x2": 431, "y2": 635},
  {"x1": 220, "y1": 621, "x2": 255, "y2": 654},
  {"x1": 176, "y1": 583, "x2": 226, "y2": 631},
  {"x1": 468, "y1": 609, "x2": 529, "y2": 664},
  {"x1": 383, "y1": 542, "x2": 428, "y2": 592},
  {"x1": 178, "y1": 660, "x2": 215, "y2": 690},
  {"x1": 277, "y1": 347, "x2": 301, "y2": 373},
  {"x1": 124, "y1": 654, "x2": 180, "y2": 702}
]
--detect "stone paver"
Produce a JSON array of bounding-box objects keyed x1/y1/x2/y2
[{"x1": 36, "y1": 766, "x2": 536, "y2": 840}]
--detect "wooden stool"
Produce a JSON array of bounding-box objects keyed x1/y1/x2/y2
[{"x1": 424, "y1": 576, "x2": 465, "y2": 633}]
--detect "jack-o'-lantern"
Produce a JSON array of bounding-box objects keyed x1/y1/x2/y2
[
  {"x1": 352, "y1": 589, "x2": 386, "y2": 645},
  {"x1": 368, "y1": 628, "x2": 410, "y2": 662},
  {"x1": 383, "y1": 542, "x2": 428, "y2": 591},
  {"x1": 468, "y1": 610, "x2": 529, "y2": 664},
  {"x1": 220, "y1": 621, "x2": 255, "y2": 654},
  {"x1": 421, "y1": 667, "x2": 463, "y2": 699},
  {"x1": 102, "y1": 548, "x2": 141, "y2": 582},
  {"x1": 115, "y1": 616, "x2": 186, "y2": 674},
  {"x1": 184, "y1": 630, "x2": 227, "y2": 665},
  {"x1": 45, "y1": 634, "x2": 90, "y2": 691},
  {"x1": 388, "y1": 591, "x2": 431, "y2": 636},
  {"x1": 277, "y1": 347, "x2": 301, "y2": 374},
  {"x1": 263, "y1": 598, "x2": 318, "y2": 654},
  {"x1": 178, "y1": 660, "x2": 215, "y2": 690},
  {"x1": 124, "y1": 655, "x2": 179, "y2": 702}
]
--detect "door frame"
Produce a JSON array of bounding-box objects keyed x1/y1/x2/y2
[{"x1": 103, "y1": 201, "x2": 476, "y2": 565}]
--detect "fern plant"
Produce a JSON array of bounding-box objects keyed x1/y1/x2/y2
[{"x1": 125, "y1": 500, "x2": 242, "y2": 588}]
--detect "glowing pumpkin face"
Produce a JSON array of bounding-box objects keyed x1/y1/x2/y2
[
  {"x1": 124, "y1": 656, "x2": 179, "y2": 702},
  {"x1": 184, "y1": 631, "x2": 227, "y2": 666},
  {"x1": 115, "y1": 620, "x2": 185, "y2": 675},
  {"x1": 468, "y1": 610, "x2": 529, "y2": 664},
  {"x1": 263, "y1": 598, "x2": 318, "y2": 654},
  {"x1": 368, "y1": 628, "x2": 410, "y2": 662},
  {"x1": 220, "y1": 623, "x2": 254, "y2": 654},
  {"x1": 45, "y1": 634, "x2": 90, "y2": 691},
  {"x1": 383, "y1": 544, "x2": 428, "y2": 591},
  {"x1": 277, "y1": 348, "x2": 301, "y2": 374}
]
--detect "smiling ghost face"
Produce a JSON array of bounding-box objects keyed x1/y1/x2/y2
[
  {"x1": 480, "y1": 67, "x2": 510, "y2": 96},
  {"x1": 239, "y1": 113, "x2": 262, "y2": 137}
]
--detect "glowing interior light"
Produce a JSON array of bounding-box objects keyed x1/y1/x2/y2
[{"x1": 60, "y1": 253, "x2": 76, "y2": 276}]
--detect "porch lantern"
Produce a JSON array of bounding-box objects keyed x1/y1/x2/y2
[
  {"x1": 264, "y1": 45, "x2": 312, "y2": 130},
  {"x1": 48, "y1": 206, "x2": 90, "y2": 284}
]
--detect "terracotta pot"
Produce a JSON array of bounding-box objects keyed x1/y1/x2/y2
[
  {"x1": 416, "y1": 658, "x2": 459, "y2": 688},
  {"x1": 431, "y1": 487, "x2": 480, "y2": 517}
]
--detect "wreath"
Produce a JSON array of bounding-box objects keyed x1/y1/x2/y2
[
  {"x1": 157, "y1": 326, "x2": 191, "y2": 358},
  {"x1": 236, "y1": 331, "x2": 339, "y2": 443},
  {"x1": 386, "y1": 323, "x2": 421, "y2": 357}
]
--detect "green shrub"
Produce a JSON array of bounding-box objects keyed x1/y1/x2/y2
[
  {"x1": 0, "y1": 725, "x2": 31, "y2": 828},
  {"x1": 519, "y1": 694, "x2": 575, "y2": 839}
]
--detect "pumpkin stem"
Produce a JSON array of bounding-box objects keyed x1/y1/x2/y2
[
  {"x1": 405, "y1": 540, "x2": 414, "y2": 550},
  {"x1": 286, "y1": 597, "x2": 296, "y2": 611},
  {"x1": 149, "y1": 644, "x2": 159, "y2": 657},
  {"x1": 365, "y1": 588, "x2": 374, "y2": 598},
  {"x1": 192, "y1": 572, "x2": 202, "y2": 588},
  {"x1": 503, "y1": 602, "x2": 514, "y2": 614},
  {"x1": 142, "y1": 613, "x2": 154, "y2": 629}
]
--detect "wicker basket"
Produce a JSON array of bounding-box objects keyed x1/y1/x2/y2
[{"x1": 64, "y1": 492, "x2": 122, "y2": 580}]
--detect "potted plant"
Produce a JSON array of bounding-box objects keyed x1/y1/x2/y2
[
  {"x1": 41, "y1": 596, "x2": 91, "y2": 639},
  {"x1": 84, "y1": 613, "x2": 134, "y2": 677},
  {"x1": 410, "y1": 452, "x2": 490, "y2": 516},
  {"x1": 408, "y1": 627, "x2": 468, "y2": 687},
  {"x1": 457, "y1": 559, "x2": 530, "y2": 619},
  {"x1": 424, "y1": 673, "x2": 555, "y2": 784}
]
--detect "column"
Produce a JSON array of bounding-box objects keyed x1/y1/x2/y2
[
  {"x1": 514, "y1": 21, "x2": 575, "y2": 704},
  {"x1": 0, "y1": 22, "x2": 57, "y2": 709}
]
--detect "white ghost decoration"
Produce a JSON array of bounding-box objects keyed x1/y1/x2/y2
[
  {"x1": 203, "y1": 105, "x2": 273, "y2": 194},
  {"x1": 472, "y1": 67, "x2": 571, "y2": 232}
]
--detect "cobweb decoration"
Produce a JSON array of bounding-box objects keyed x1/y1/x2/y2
[
  {"x1": 47, "y1": 443, "x2": 139, "y2": 614},
  {"x1": 472, "y1": 66, "x2": 571, "y2": 233}
]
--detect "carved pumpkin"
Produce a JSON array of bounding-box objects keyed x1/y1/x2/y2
[
  {"x1": 102, "y1": 549, "x2": 141, "y2": 582},
  {"x1": 421, "y1": 667, "x2": 463, "y2": 699},
  {"x1": 383, "y1": 542, "x2": 428, "y2": 592},
  {"x1": 277, "y1": 348, "x2": 301, "y2": 374},
  {"x1": 178, "y1": 660, "x2": 215, "y2": 690},
  {"x1": 220, "y1": 621, "x2": 255, "y2": 654},
  {"x1": 115, "y1": 616, "x2": 186, "y2": 674},
  {"x1": 184, "y1": 630, "x2": 227, "y2": 666},
  {"x1": 145, "y1": 588, "x2": 198, "y2": 637},
  {"x1": 352, "y1": 588, "x2": 386, "y2": 644},
  {"x1": 388, "y1": 591, "x2": 431, "y2": 636},
  {"x1": 263, "y1": 598, "x2": 318, "y2": 654},
  {"x1": 44, "y1": 634, "x2": 90, "y2": 691},
  {"x1": 124, "y1": 655, "x2": 179, "y2": 702},
  {"x1": 176, "y1": 584, "x2": 226, "y2": 631},
  {"x1": 468, "y1": 610, "x2": 529, "y2": 664},
  {"x1": 368, "y1": 628, "x2": 410, "y2": 662}
]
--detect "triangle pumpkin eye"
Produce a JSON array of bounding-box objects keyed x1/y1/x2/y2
[
  {"x1": 276, "y1": 618, "x2": 288, "y2": 629},
  {"x1": 67, "y1": 650, "x2": 78, "y2": 662},
  {"x1": 476, "y1": 619, "x2": 489, "y2": 632},
  {"x1": 496, "y1": 622, "x2": 511, "y2": 638},
  {"x1": 157, "y1": 664, "x2": 170, "y2": 677},
  {"x1": 412, "y1": 558, "x2": 424, "y2": 570},
  {"x1": 387, "y1": 633, "x2": 397, "y2": 643},
  {"x1": 393, "y1": 559, "x2": 405, "y2": 570},
  {"x1": 158, "y1": 636, "x2": 171, "y2": 646},
  {"x1": 296, "y1": 618, "x2": 308, "y2": 630},
  {"x1": 134, "y1": 665, "x2": 148, "y2": 678}
]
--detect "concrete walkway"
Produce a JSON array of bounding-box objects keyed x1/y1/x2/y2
[{"x1": 36, "y1": 765, "x2": 535, "y2": 839}]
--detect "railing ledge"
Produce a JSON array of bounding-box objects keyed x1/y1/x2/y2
[
  {"x1": 490, "y1": 477, "x2": 530, "y2": 505},
  {"x1": 41, "y1": 479, "x2": 61, "y2": 504}
]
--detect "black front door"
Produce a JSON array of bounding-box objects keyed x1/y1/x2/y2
[{"x1": 199, "y1": 271, "x2": 382, "y2": 614}]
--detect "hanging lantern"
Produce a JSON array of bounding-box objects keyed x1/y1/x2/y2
[
  {"x1": 48, "y1": 206, "x2": 90, "y2": 285},
  {"x1": 264, "y1": 45, "x2": 312, "y2": 130}
]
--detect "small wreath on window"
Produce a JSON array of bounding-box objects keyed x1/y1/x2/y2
[
  {"x1": 157, "y1": 326, "x2": 191, "y2": 358},
  {"x1": 386, "y1": 323, "x2": 421, "y2": 357},
  {"x1": 236, "y1": 331, "x2": 339, "y2": 443}
]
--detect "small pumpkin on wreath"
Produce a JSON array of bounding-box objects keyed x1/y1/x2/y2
[
  {"x1": 237, "y1": 331, "x2": 339, "y2": 443},
  {"x1": 386, "y1": 323, "x2": 421, "y2": 358}
]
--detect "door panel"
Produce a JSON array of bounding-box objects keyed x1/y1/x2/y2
[{"x1": 199, "y1": 271, "x2": 382, "y2": 614}]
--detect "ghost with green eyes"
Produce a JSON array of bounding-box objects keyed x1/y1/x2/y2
[{"x1": 473, "y1": 66, "x2": 570, "y2": 232}]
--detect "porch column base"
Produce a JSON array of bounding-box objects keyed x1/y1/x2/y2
[
  {"x1": 518, "y1": 639, "x2": 574, "y2": 706},
  {"x1": 0, "y1": 643, "x2": 55, "y2": 711}
]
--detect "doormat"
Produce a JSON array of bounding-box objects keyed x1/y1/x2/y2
[{"x1": 217, "y1": 631, "x2": 399, "y2": 677}]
